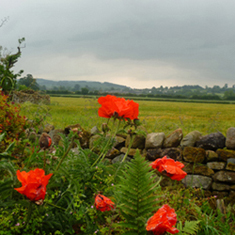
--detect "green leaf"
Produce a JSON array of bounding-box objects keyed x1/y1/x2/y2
[
  {"x1": 5, "y1": 141, "x2": 15, "y2": 153},
  {"x1": 0, "y1": 133, "x2": 6, "y2": 142},
  {"x1": 177, "y1": 220, "x2": 200, "y2": 235},
  {"x1": 115, "y1": 150, "x2": 160, "y2": 235}
]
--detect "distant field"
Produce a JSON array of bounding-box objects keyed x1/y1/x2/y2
[{"x1": 21, "y1": 96, "x2": 235, "y2": 136}]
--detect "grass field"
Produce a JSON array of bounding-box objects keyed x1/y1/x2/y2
[{"x1": 21, "y1": 96, "x2": 235, "y2": 136}]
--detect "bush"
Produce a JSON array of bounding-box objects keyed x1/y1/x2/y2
[{"x1": 0, "y1": 93, "x2": 27, "y2": 152}]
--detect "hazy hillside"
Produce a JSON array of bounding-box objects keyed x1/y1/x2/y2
[{"x1": 36, "y1": 78, "x2": 131, "y2": 91}]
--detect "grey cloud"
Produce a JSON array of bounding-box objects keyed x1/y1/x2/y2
[{"x1": 1, "y1": 0, "x2": 235, "y2": 87}]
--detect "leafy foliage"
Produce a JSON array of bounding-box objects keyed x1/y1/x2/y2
[
  {"x1": 115, "y1": 150, "x2": 161, "y2": 235},
  {"x1": 0, "y1": 38, "x2": 25, "y2": 94},
  {"x1": 17, "y1": 74, "x2": 39, "y2": 91},
  {"x1": 0, "y1": 95, "x2": 235, "y2": 234},
  {"x1": 196, "y1": 202, "x2": 235, "y2": 235},
  {"x1": 177, "y1": 220, "x2": 200, "y2": 235},
  {"x1": 0, "y1": 94, "x2": 28, "y2": 152}
]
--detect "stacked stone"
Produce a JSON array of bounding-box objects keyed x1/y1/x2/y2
[
  {"x1": 144, "y1": 128, "x2": 235, "y2": 203},
  {"x1": 32, "y1": 122, "x2": 235, "y2": 203},
  {"x1": 99, "y1": 127, "x2": 235, "y2": 202}
]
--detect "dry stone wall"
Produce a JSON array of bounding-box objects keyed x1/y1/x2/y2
[
  {"x1": 37, "y1": 124, "x2": 235, "y2": 204},
  {"x1": 12, "y1": 90, "x2": 50, "y2": 104},
  {"x1": 144, "y1": 128, "x2": 235, "y2": 204}
]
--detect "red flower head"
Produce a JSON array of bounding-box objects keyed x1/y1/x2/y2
[
  {"x1": 95, "y1": 194, "x2": 115, "y2": 212},
  {"x1": 14, "y1": 168, "x2": 53, "y2": 201},
  {"x1": 98, "y1": 95, "x2": 139, "y2": 120},
  {"x1": 39, "y1": 133, "x2": 52, "y2": 149},
  {"x1": 150, "y1": 156, "x2": 187, "y2": 181},
  {"x1": 146, "y1": 204, "x2": 179, "y2": 235}
]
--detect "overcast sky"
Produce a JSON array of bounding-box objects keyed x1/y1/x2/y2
[{"x1": 1, "y1": 0, "x2": 235, "y2": 89}]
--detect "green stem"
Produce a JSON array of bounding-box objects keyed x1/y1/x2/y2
[
  {"x1": 24, "y1": 201, "x2": 33, "y2": 228},
  {"x1": 45, "y1": 201, "x2": 66, "y2": 211},
  {"x1": 109, "y1": 133, "x2": 136, "y2": 183},
  {"x1": 121, "y1": 133, "x2": 135, "y2": 163},
  {"x1": 92, "y1": 119, "x2": 121, "y2": 167},
  {"x1": 43, "y1": 150, "x2": 46, "y2": 171},
  {"x1": 54, "y1": 137, "x2": 75, "y2": 172},
  {"x1": 94, "y1": 137, "x2": 112, "y2": 166}
]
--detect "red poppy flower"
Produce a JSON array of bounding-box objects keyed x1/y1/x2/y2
[
  {"x1": 14, "y1": 168, "x2": 53, "y2": 201},
  {"x1": 98, "y1": 95, "x2": 139, "y2": 120},
  {"x1": 95, "y1": 194, "x2": 115, "y2": 212},
  {"x1": 146, "y1": 204, "x2": 179, "y2": 235},
  {"x1": 150, "y1": 156, "x2": 187, "y2": 181}
]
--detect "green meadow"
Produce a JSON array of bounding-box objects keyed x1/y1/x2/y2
[{"x1": 21, "y1": 96, "x2": 235, "y2": 136}]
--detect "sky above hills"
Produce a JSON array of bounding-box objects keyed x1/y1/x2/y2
[{"x1": 1, "y1": 0, "x2": 235, "y2": 89}]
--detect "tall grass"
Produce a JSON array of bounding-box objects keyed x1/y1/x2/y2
[{"x1": 20, "y1": 97, "x2": 235, "y2": 135}]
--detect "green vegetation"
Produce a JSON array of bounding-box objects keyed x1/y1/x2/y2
[
  {"x1": 1, "y1": 95, "x2": 235, "y2": 234},
  {"x1": 20, "y1": 96, "x2": 235, "y2": 136},
  {"x1": 17, "y1": 74, "x2": 39, "y2": 91},
  {"x1": 34, "y1": 78, "x2": 235, "y2": 101},
  {"x1": 0, "y1": 38, "x2": 25, "y2": 95},
  {"x1": 115, "y1": 151, "x2": 161, "y2": 234}
]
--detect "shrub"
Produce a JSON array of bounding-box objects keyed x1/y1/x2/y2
[{"x1": 0, "y1": 93, "x2": 27, "y2": 152}]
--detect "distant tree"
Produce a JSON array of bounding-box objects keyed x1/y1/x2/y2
[
  {"x1": 73, "y1": 84, "x2": 80, "y2": 91},
  {"x1": 224, "y1": 90, "x2": 235, "y2": 100},
  {"x1": 81, "y1": 87, "x2": 89, "y2": 95},
  {"x1": 18, "y1": 74, "x2": 39, "y2": 90},
  {"x1": 211, "y1": 85, "x2": 221, "y2": 93},
  {"x1": 223, "y1": 83, "x2": 228, "y2": 89},
  {"x1": 151, "y1": 86, "x2": 157, "y2": 94}
]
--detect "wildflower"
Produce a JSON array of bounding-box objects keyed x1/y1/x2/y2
[
  {"x1": 146, "y1": 204, "x2": 179, "y2": 235},
  {"x1": 39, "y1": 132, "x2": 52, "y2": 149},
  {"x1": 15, "y1": 223, "x2": 20, "y2": 226},
  {"x1": 14, "y1": 168, "x2": 53, "y2": 201},
  {"x1": 98, "y1": 95, "x2": 139, "y2": 120},
  {"x1": 95, "y1": 194, "x2": 115, "y2": 212},
  {"x1": 150, "y1": 156, "x2": 187, "y2": 181}
]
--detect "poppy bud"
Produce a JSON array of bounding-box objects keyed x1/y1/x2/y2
[
  {"x1": 112, "y1": 111, "x2": 119, "y2": 119},
  {"x1": 39, "y1": 133, "x2": 52, "y2": 149},
  {"x1": 128, "y1": 129, "x2": 133, "y2": 135},
  {"x1": 102, "y1": 123, "x2": 110, "y2": 133},
  {"x1": 134, "y1": 119, "x2": 141, "y2": 126}
]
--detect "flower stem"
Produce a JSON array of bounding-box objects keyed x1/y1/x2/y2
[
  {"x1": 43, "y1": 150, "x2": 46, "y2": 171},
  {"x1": 108, "y1": 133, "x2": 136, "y2": 183},
  {"x1": 92, "y1": 119, "x2": 121, "y2": 167},
  {"x1": 45, "y1": 201, "x2": 66, "y2": 211},
  {"x1": 23, "y1": 201, "x2": 33, "y2": 228},
  {"x1": 121, "y1": 133, "x2": 135, "y2": 163},
  {"x1": 54, "y1": 136, "x2": 75, "y2": 172}
]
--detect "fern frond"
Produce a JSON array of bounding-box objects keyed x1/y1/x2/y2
[
  {"x1": 115, "y1": 150, "x2": 160, "y2": 235},
  {"x1": 177, "y1": 220, "x2": 200, "y2": 235}
]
